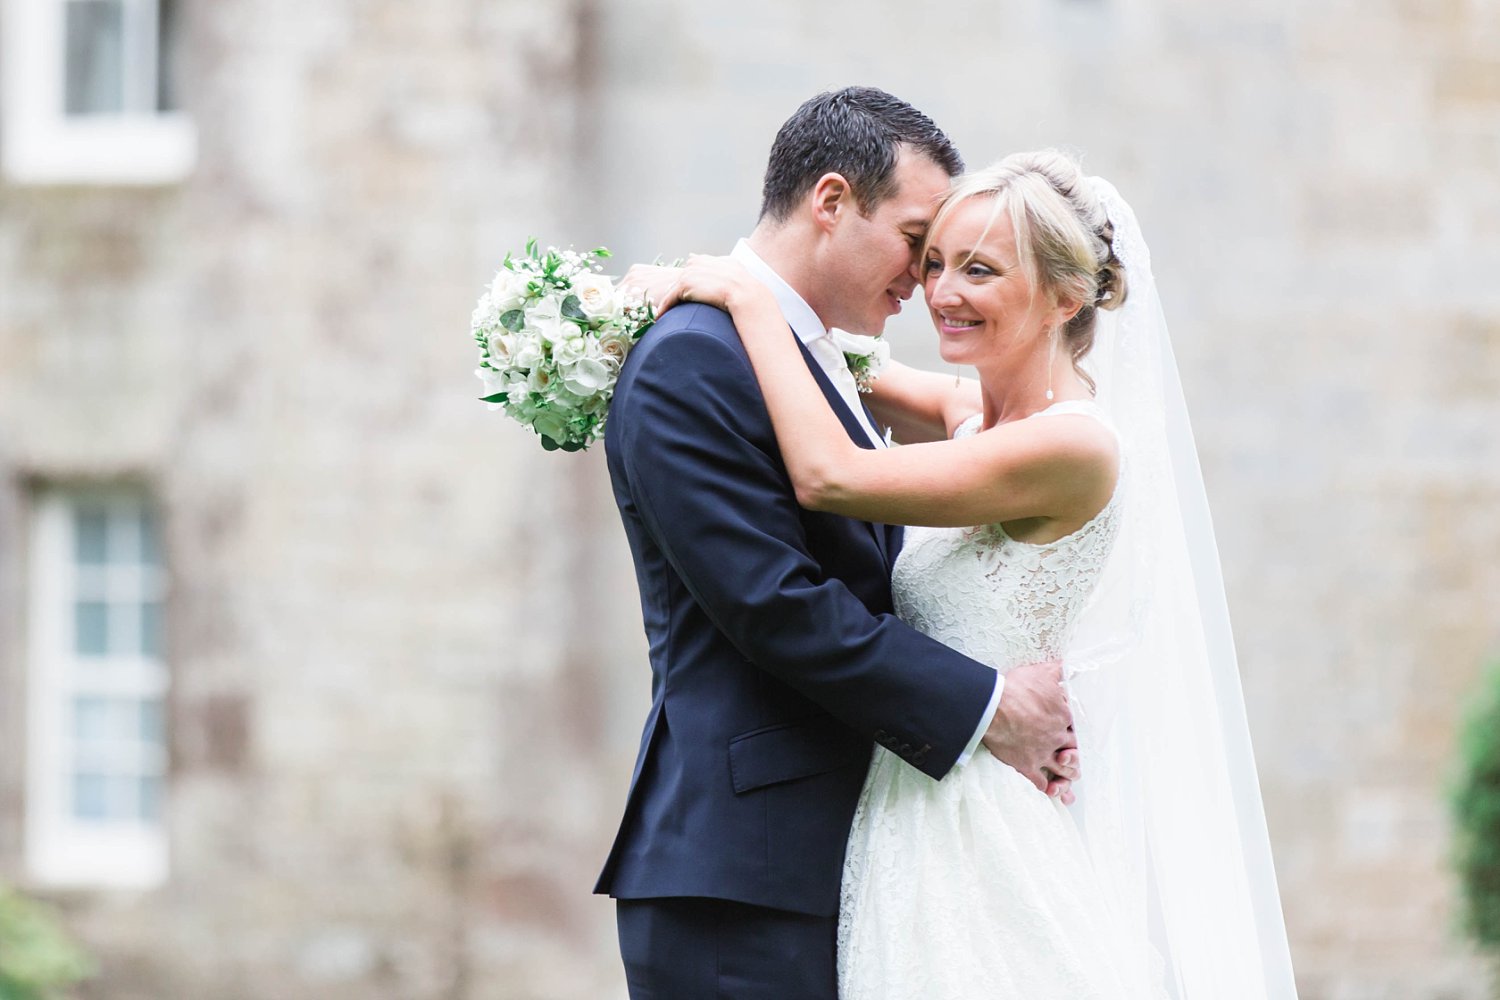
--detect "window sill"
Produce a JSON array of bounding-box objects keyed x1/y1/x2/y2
[{"x1": 1, "y1": 112, "x2": 196, "y2": 186}]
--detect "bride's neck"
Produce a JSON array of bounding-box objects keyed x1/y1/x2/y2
[{"x1": 977, "y1": 348, "x2": 1088, "y2": 428}]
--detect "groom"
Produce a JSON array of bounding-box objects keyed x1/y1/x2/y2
[{"x1": 598, "y1": 87, "x2": 1077, "y2": 998}]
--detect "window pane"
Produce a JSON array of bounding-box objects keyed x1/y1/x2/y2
[
  {"x1": 157, "y1": 0, "x2": 180, "y2": 112},
  {"x1": 72, "y1": 772, "x2": 111, "y2": 821},
  {"x1": 139, "y1": 601, "x2": 163, "y2": 657},
  {"x1": 65, "y1": 1, "x2": 127, "y2": 116},
  {"x1": 75, "y1": 601, "x2": 110, "y2": 656},
  {"x1": 138, "y1": 508, "x2": 162, "y2": 567},
  {"x1": 75, "y1": 508, "x2": 110, "y2": 565},
  {"x1": 139, "y1": 699, "x2": 164, "y2": 744},
  {"x1": 73, "y1": 697, "x2": 115, "y2": 742},
  {"x1": 138, "y1": 775, "x2": 163, "y2": 822}
]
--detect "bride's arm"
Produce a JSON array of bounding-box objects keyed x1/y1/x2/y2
[
  {"x1": 621, "y1": 262, "x2": 979, "y2": 444},
  {"x1": 865, "y1": 362, "x2": 983, "y2": 444},
  {"x1": 662, "y1": 257, "x2": 1118, "y2": 529}
]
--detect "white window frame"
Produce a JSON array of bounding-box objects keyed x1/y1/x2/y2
[
  {"x1": 26, "y1": 487, "x2": 169, "y2": 889},
  {"x1": 1, "y1": 0, "x2": 196, "y2": 185}
]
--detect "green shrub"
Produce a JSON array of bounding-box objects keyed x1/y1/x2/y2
[
  {"x1": 0, "y1": 884, "x2": 92, "y2": 1000},
  {"x1": 1455, "y1": 661, "x2": 1500, "y2": 955}
]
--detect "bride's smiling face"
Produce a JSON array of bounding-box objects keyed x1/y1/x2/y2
[{"x1": 922, "y1": 198, "x2": 1056, "y2": 368}]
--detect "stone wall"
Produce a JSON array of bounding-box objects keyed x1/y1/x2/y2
[
  {"x1": 1, "y1": 0, "x2": 1497, "y2": 997},
  {"x1": 2, "y1": 1, "x2": 639, "y2": 997}
]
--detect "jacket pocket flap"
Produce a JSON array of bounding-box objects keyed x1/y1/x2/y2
[{"x1": 728, "y1": 719, "x2": 863, "y2": 795}]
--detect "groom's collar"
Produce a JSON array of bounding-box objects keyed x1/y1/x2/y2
[{"x1": 731, "y1": 240, "x2": 826, "y2": 348}]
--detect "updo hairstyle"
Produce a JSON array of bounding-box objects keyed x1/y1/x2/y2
[{"x1": 925, "y1": 149, "x2": 1127, "y2": 391}]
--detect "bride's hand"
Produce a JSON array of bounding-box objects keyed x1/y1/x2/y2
[
  {"x1": 618, "y1": 263, "x2": 683, "y2": 314},
  {"x1": 655, "y1": 255, "x2": 774, "y2": 318}
]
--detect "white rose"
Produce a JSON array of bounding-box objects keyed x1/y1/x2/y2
[
  {"x1": 561, "y1": 357, "x2": 614, "y2": 396},
  {"x1": 504, "y1": 373, "x2": 531, "y2": 400},
  {"x1": 485, "y1": 331, "x2": 515, "y2": 367},
  {"x1": 510, "y1": 332, "x2": 544, "y2": 370},
  {"x1": 489, "y1": 268, "x2": 535, "y2": 312},
  {"x1": 570, "y1": 273, "x2": 619, "y2": 319},
  {"x1": 552, "y1": 334, "x2": 589, "y2": 366},
  {"x1": 527, "y1": 295, "x2": 570, "y2": 346},
  {"x1": 529, "y1": 291, "x2": 562, "y2": 322},
  {"x1": 527, "y1": 365, "x2": 556, "y2": 394},
  {"x1": 537, "y1": 315, "x2": 572, "y2": 347}
]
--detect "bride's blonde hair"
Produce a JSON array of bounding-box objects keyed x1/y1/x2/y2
[{"x1": 924, "y1": 149, "x2": 1127, "y2": 391}]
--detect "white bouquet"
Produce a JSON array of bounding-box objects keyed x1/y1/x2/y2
[{"x1": 473, "y1": 240, "x2": 655, "y2": 452}]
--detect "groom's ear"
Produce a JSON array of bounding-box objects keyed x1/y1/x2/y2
[{"x1": 809, "y1": 172, "x2": 853, "y2": 233}]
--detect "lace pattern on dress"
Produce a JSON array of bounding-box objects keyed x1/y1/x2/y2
[
  {"x1": 835, "y1": 401, "x2": 1161, "y2": 999},
  {"x1": 890, "y1": 403, "x2": 1122, "y2": 674}
]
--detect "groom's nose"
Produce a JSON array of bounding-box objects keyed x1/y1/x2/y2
[
  {"x1": 905, "y1": 254, "x2": 924, "y2": 285},
  {"x1": 894, "y1": 267, "x2": 920, "y2": 299}
]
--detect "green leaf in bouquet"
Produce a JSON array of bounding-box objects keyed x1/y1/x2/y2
[
  {"x1": 559, "y1": 439, "x2": 585, "y2": 452},
  {"x1": 525, "y1": 237, "x2": 539, "y2": 259},
  {"x1": 499, "y1": 309, "x2": 525, "y2": 332},
  {"x1": 593, "y1": 247, "x2": 612, "y2": 259},
  {"x1": 561, "y1": 295, "x2": 587, "y2": 323},
  {"x1": 479, "y1": 392, "x2": 509, "y2": 404},
  {"x1": 539, "y1": 434, "x2": 561, "y2": 452}
]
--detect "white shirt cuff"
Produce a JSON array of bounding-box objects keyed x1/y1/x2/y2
[{"x1": 956, "y1": 672, "x2": 1004, "y2": 767}]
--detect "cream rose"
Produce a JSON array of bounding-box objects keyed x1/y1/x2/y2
[{"x1": 570, "y1": 272, "x2": 619, "y2": 319}]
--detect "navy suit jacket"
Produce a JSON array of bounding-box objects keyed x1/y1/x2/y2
[{"x1": 595, "y1": 303, "x2": 997, "y2": 917}]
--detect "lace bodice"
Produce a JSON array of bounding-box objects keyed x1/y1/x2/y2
[{"x1": 890, "y1": 401, "x2": 1122, "y2": 674}]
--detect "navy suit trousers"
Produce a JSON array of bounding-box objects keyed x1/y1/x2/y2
[{"x1": 616, "y1": 897, "x2": 837, "y2": 999}]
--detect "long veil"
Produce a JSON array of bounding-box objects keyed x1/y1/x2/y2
[{"x1": 1063, "y1": 179, "x2": 1299, "y2": 998}]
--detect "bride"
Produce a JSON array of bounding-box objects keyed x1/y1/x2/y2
[{"x1": 651, "y1": 150, "x2": 1299, "y2": 998}]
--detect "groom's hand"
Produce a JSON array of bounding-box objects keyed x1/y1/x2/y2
[{"x1": 980, "y1": 659, "x2": 1079, "y2": 795}]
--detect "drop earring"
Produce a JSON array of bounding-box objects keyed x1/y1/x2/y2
[{"x1": 1045, "y1": 327, "x2": 1057, "y2": 402}]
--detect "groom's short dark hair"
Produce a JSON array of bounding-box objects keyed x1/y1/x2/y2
[{"x1": 759, "y1": 87, "x2": 964, "y2": 224}]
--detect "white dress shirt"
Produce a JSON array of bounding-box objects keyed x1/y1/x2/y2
[
  {"x1": 730, "y1": 240, "x2": 885, "y2": 448},
  {"x1": 729, "y1": 240, "x2": 1002, "y2": 767}
]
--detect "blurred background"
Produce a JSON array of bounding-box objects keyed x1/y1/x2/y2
[{"x1": 1, "y1": 0, "x2": 1498, "y2": 997}]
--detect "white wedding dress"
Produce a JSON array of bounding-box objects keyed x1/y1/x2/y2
[
  {"x1": 837, "y1": 402, "x2": 1167, "y2": 1000},
  {"x1": 837, "y1": 180, "x2": 1299, "y2": 999}
]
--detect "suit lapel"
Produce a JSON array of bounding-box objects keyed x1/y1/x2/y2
[{"x1": 792, "y1": 337, "x2": 892, "y2": 566}]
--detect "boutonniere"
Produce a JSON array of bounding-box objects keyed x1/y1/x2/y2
[{"x1": 830, "y1": 330, "x2": 892, "y2": 394}]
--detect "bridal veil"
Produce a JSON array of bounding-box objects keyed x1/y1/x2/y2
[{"x1": 1063, "y1": 179, "x2": 1300, "y2": 998}]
